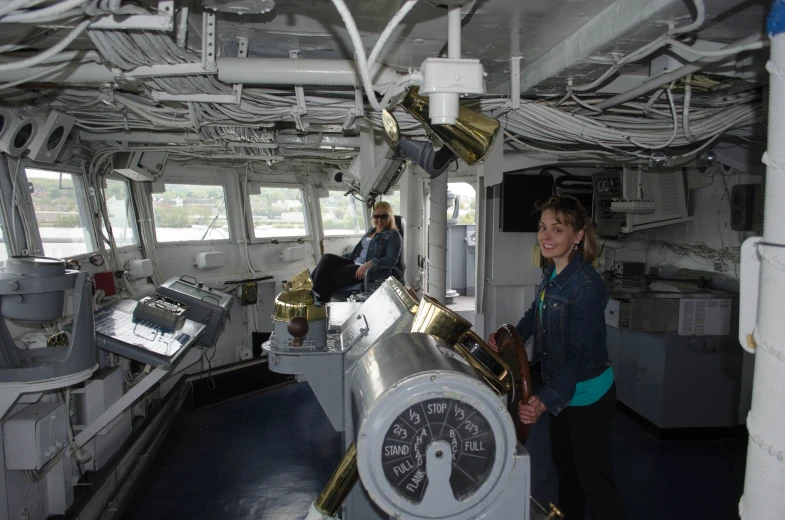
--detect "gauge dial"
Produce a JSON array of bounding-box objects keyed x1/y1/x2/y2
[{"x1": 380, "y1": 398, "x2": 495, "y2": 504}]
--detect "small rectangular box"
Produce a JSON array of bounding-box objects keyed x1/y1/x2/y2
[
  {"x1": 4, "y1": 402, "x2": 67, "y2": 470},
  {"x1": 614, "y1": 261, "x2": 646, "y2": 276},
  {"x1": 196, "y1": 251, "x2": 225, "y2": 270},
  {"x1": 128, "y1": 259, "x2": 154, "y2": 280}
]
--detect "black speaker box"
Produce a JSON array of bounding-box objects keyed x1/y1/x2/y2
[{"x1": 499, "y1": 173, "x2": 554, "y2": 232}]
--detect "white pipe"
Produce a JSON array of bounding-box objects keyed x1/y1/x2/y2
[
  {"x1": 276, "y1": 134, "x2": 361, "y2": 148},
  {"x1": 738, "y1": 28, "x2": 785, "y2": 520},
  {"x1": 367, "y1": 0, "x2": 419, "y2": 67},
  {"x1": 0, "y1": 18, "x2": 90, "y2": 72},
  {"x1": 427, "y1": 173, "x2": 448, "y2": 303},
  {"x1": 595, "y1": 33, "x2": 766, "y2": 112},
  {"x1": 448, "y1": 5, "x2": 461, "y2": 59},
  {"x1": 79, "y1": 131, "x2": 197, "y2": 143},
  {"x1": 0, "y1": 62, "x2": 115, "y2": 83},
  {"x1": 0, "y1": 50, "x2": 101, "y2": 65},
  {"x1": 0, "y1": 58, "x2": 398, "y2": 88},
  {"x1": 668, "y1": 0, "x2": 705, "y2": 36},
  {"x1": 218, "y1": 58, "x2": 397, "y2": 87}
]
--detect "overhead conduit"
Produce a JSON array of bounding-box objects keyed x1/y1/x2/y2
[{"x1": 0, "y1": 58, "x2": 399, "y2": 89}]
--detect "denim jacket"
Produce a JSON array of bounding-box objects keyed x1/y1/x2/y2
[
  {"x1": 515, "y1": 254, "x2": 612, "y2": 415},
  {"x1": 343, "y1": 227, "x2": 402, "y2": 267}
]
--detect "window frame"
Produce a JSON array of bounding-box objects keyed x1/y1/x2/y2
[
  {"x1": 23, "y1": 161, "x2": 100, "y2": 260},
  {"x1": 246, "y1": 183, "x2": 313, "y2": 244},
  {"x1": 152, "y1": 178, "x2": 233, "y2": 247},
  {"x1": 103, "y1": 174, "x2": 141, "y2": 252},
  {"x1": 319, "y1": 189, "x2": 370, "y2": 239}
]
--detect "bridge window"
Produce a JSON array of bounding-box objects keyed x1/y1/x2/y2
[
  {"x1": 26, "y1": 168, "x2": 96, "y2": 258},
  {"x1": 249, "y1": 186, "x2": 308, "y2": 239},
  {"x1": 153, "y1": 183, "x2": 229, "y2": 243},
  {"x1": 378, "y1": 190, "x2": 400, "y2": 217},
  {"x1": 321, "y1": 190, "x2": 366, "y2": 236},
  {"x1": 102, "y1": 178, "x2": 138, "y2": 248},
  {"x1": 449, "y1": 182, "x2": 476, "y2": 224}
]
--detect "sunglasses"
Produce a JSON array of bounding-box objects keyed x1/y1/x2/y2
[{"x1": 372, "y1": 214, "x2": 389, "y2": 219}]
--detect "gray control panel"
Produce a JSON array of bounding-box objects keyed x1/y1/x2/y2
[{"x1": 156, "y1": 275, "x2": 233, "y2": 347}]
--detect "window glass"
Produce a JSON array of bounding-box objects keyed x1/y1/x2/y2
[
  {"x1": 153, "y1": 183, "x2": 229, "y2": 242},
  {"x1": 378, "y1": 190, "x2": 400, "y2": 217},
  {"x1": 449, "y1": 182, "x2": 477, "y2": 224},
  {"x1": 250, "y1": 187, "x2": 308, "y2": 238},
  {"x1": 103, "y1": 178, "x2": 138, "y2": 248},
  {"x1": 27, "y1": 168, "x2": 96, "y2": 258},
  {"x1": 320, "y1": 190, "x2": 366, "y2": 236}
]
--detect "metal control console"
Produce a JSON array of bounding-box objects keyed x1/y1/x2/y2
[{"x1": 156, "y1": 275, "x2": 233, "y2": 347}]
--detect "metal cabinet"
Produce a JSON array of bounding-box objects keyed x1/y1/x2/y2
[{"x1": 606, "y1": 325, "x2": 747, "y2": 429}]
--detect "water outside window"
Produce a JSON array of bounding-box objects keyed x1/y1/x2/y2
[
  {"x1": 27, "y1": 168, "x2": 96, "y2": 258},
  {"x1": 153, "y1": 183, "x2": 229, "y2": 242},
  {"x1": 250, "y1": 187, "x2": 308, "y2": 238},
  {"x1": 321, "y1": 190, "x2": 366, "y2": 235}
]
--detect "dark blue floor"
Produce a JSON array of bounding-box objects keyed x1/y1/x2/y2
[
  {"x1": 121, "y1": 383, "x2": 342, "y2": 520},
  {"x1": 122, "y1": 382, "x2": 746, "y2": 520}
]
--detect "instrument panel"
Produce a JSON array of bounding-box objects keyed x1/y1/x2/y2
[{"x1": 381, "y1": 398, "x2": 496, "y2": 504}]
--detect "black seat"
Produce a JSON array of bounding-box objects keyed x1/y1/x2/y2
[{"x1": 333, "y1": 215, "x2": 406, "y2": 300}]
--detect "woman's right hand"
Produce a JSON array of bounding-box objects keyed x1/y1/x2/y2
[{"x1": 487, "y1": 332, "x2": 499, "y2": 352}]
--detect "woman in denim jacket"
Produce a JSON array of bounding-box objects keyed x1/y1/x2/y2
[
  {"x1": 489, "y1": 196, "x2": 625, "y2": 520},
  {"x1": 311, "y1": 201, "x2": 402, "y2": 303}
]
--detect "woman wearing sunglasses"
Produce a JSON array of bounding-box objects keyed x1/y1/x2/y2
[
  {"x1": 489, "y1": 195, "x2": 626, "y2": 520},
  {"x1": 311, "y1": 201, "x2": 402, "y2": 303}
]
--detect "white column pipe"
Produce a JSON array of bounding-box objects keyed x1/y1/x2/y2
[
  {"x1": 738, "y1": 30, "x2": 785, "y2": 520},
  {"x1": 400, "y1": 169, "x2": 424, "y2": 287},
  {"x1": 427, "y1": 173, "x2": 448, "y2": 303},
  {"x1": 448, "y1": 5, "x2": 462, "y2": 59},
  {"x1": 218, "y1": 58, "x2": 398, "y2": 87}
]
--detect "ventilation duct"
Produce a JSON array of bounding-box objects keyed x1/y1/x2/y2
[
  {"x1": 27, "y1": 110, "x2": 76, "y2": 163},
  {"x1": 0, "y1": 108, "x2": 37, "y2": 157}
]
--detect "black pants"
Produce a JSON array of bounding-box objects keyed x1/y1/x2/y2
[
  {"x1": 549, "y1": 383, "x2": 626, "y2": 520},
  {"x1": 311, "y1": 253, "x2": 360, "y2": 302}
]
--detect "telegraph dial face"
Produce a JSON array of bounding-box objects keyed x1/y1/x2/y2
[{"x1": 380, "y1": 398, "x2": 496, "y2": 504}]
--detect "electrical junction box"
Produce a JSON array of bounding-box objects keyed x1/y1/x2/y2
[
  {"x1": 195, "y1": 251, "x2": 226, "y2": 270},
  {"x1": 74, "y1": 367, "x2": 124, "y2": 434},
  {"x1": 73, "y1": 367, "x2": 132, "y2": 472},
  {"x1": 613, "y1": 261, "x2": 646, "y2": 276},
  {"x1": 156, "y1": 276, "x2": 233, "y2": 347},
  {"x1": 280, "y1": 246, "x2": 306, "y2": 262},
  {"x1": 113, "y1": 150, "x2": 169, "y2": 182},
  {"x1": 3, "y1": 401, "x2": 67, "y2": 470},
  {"x1": 127, "y1": 259, "x2": 154, "y2": 280}
]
